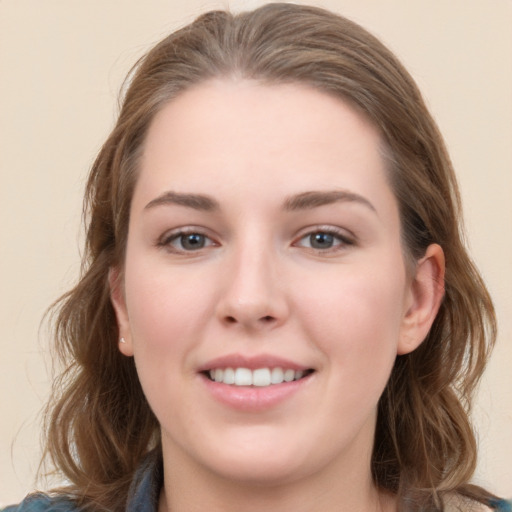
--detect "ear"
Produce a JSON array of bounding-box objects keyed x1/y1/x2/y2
[
  {"x1": 109, "y1": 266, "x2": 134, "y2": 357},
  {"x1": 397, "y1": 244, "x2": 445, "y2": 355}
]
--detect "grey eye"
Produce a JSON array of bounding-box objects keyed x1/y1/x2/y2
[
  {"x1": 159, "y1": 229, "x2": 217, "y2": 254},
  {"x1": 178, "y1": 233, "x2": 207, "y2": 250},
  {"x1": 309, "y1": 232, "x2": 335, "y2": 249},
  {"x1": 295, "y1": 229, "x2": 352, "y2": 252}
]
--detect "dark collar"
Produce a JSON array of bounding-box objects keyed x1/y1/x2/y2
[
  {"x1": 126, "y1": 450, "x2": 163, "y2": 512},
  {"x1": 122, "y1": 450, "x2": 512, "y2": 512}
]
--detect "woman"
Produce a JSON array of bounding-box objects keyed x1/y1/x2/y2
[{"x1": 3, "y1": 3, "x2": 510, "y2": 511}]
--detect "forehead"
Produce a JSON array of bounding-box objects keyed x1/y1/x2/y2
[
  {"x1": 134, "y1": 79, "x2": 395, "y2": 216},
  {"x1": 143, "y1": 79, "x2": 382, "y2": 162}
]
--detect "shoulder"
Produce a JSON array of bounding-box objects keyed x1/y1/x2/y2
[
  {"x1": 489, "y1": 498, "x2": 512, "y2": 512},
  {"x1": 1, "y1": 493, "x2": 78, "y2": 512},
  {"x1": 444, "y1": 493, "x2": 512, "y2": 512}
]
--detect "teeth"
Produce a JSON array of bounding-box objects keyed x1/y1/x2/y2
[
  {"x1": 235, "y1": 368, "x2": 252, "y2": 386},
  {"x1": 223, "y1": 367, "x2": 235, "y2": 384},
  {"x1": 271, "y1": 367, "x2": 284, "y2": 384},
  {"x1": 284, "y1": 369, "x2": 295, "y2": 382},
  {"x1": 207, "y1": 367, "x2": 308, "y2": 387},
  {"x1": 253, "y1": 368, "x2": 271, "y2": 387}
]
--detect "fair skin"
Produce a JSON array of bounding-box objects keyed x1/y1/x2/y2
[{"x1": 111, "y1": 79, "x2": 445, "y2": 512}]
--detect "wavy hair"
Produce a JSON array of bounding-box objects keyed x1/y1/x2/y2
[{"x1": 43, "y1": 4, "x2": 496, "y2": 511}]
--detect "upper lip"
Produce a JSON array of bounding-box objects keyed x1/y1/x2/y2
[{"x1": 197, "y1": 354, "x2": 312, "y2": 372}]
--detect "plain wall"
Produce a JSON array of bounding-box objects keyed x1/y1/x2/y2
[{"x1": 1, "y1": 0, "x2": 511, "y2": 505}]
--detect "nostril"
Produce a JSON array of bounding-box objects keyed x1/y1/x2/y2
[{"x1": 223, "y1": 315, "x2": 275, "y2": 325}]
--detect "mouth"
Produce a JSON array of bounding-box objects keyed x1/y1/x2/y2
[{"x1": 203, "y1": 367, "x2": 315, "y2": 387}]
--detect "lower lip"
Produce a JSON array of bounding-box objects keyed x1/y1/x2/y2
[{"x1": 200, "y1": 374, "x2": 313, "y2": 411}]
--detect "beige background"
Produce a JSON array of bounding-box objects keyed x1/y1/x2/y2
[{"x1": 1, "y1": 0, "x2": 511, "y2": 505}]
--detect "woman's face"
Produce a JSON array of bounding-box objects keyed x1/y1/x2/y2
[{"x1": 112, "y1": 79, "x2": 441, "y2": 486}]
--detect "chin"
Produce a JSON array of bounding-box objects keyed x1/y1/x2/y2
[
  {"x1": 211, "y1": 455, "x2": 311, "y2": 487},
  {"x1": 195, "y1": 434, "x2": 317, "y2": 487}
]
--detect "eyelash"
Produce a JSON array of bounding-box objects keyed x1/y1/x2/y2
[
  {"x1": 156, "y1": 226, "x2": 355, "y2": 255},
  {"x1": 157, "y1": 228, "x2": 217, "y2": 254},
  {"x1": 293, "y1": 226, "x2": 355, "y2": 253}
]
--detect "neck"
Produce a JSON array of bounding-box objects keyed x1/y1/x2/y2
[{"x1": 158, "y1": 440, "x2": 395, "y2": 512}]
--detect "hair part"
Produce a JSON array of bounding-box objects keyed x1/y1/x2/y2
[{"x1": 43, "y1": 4, "x2": 497, "y2": 511}]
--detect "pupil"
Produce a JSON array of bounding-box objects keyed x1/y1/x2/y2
[
  {"x1": 311, "y1": 232, "x2": 333, "y2": 249},
  {"x1": 181, "y1": 233, "x2": 205, "y2": 250}
]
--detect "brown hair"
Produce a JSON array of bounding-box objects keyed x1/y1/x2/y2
[{"x1": 43, "y1": 3, "x2": 497, "y2": 511}]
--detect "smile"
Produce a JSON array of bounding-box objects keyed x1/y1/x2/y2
[{"x1": 207, "y1": 367, "x2": 313, "y2": 387}]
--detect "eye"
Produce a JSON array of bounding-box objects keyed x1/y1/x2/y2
[
  {"x1": 159, "y1": 230, "x2": 216, "y2": 253},
  {"x1": 295, "y1": 229, "x2": 353, "y2": 251},
  {"x1": 177, "y1": 233, "x2": 208, "y2": 250},
  {"x1": 307, "y1": 232, "x2": 337, "y2": 249}
]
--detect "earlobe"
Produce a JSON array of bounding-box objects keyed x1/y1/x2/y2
[
  {"x1": 397, "y1": 244, "x2": 445, "y2": 355},
  {"x1": 109, "y1": 267, "x2": 134, "y2": 357}
]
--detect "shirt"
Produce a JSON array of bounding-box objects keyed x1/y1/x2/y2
[{"x1": 2, "y1": 451, "x2": 510, "y2": 511}]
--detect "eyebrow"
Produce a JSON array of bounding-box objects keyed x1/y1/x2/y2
[
  {"x1": 144, "y1": 191, "x2": 219, "y2": 211},
  {"x1": 284, "y1": 190, "x2": 377, "y2": 213},
  {"x1": 144, "y1": 189, "x2": 376, "y2": 214}
]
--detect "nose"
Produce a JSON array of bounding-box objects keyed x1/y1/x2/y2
[{"x1": 215, "y1": 245, "x2": 289, "y2": 331}]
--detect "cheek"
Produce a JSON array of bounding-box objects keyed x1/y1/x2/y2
[
  {"x1": 122, "y1": 259, "x2": 217, "y2": 421},
  {"x1": 123, "y1": 257, "x2": 214, "y2": 364},
  {"x1": 297, "y1": 265, "x2": 407, "y2": 378}
]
